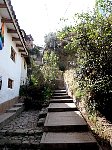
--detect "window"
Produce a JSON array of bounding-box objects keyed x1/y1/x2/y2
[
  {"x1": 8, "y1": 78, "x2": 13, "y2": 89},
  {"x1": 0, "y1": 76, "x2": 2, "y2": 90},
  {"x1": 10, "y1": 46, "x2": 16, "y2": 62}
]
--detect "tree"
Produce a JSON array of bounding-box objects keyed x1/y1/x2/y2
[
  {"x1": 42, "y1": 50, "x2": 59, "y2": 84},
  {"x1": 57, "y1": 0, "x2": 112, "y2": 121},
  {"x1": 44, "y1": 32, "x2": 57, "y2": 50}
]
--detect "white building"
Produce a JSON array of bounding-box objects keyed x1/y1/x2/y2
[{"x1": 0, "y1": 0, "x2": 29, "y2": 113}]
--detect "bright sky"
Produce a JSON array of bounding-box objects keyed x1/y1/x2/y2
[{"x1": 11, "y1": 0, "x2": 95, "y2": 46}]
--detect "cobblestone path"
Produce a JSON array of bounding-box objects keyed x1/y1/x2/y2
[
  {"x1": 0, "y1": 110, "x2": 43, "y2": 150},
  {"x1": 2, "y1": 111, "x2": 39, "y2": 130}
]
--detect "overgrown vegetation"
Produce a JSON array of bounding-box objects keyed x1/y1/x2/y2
[
  {"x1": 20, "y1": 50, "x2": 59, "y2": 110},
  {"x1": 58, "y1": 0, "x2": 112, "y2": 122},
  {"x1": 56, "y1": 1, "x2": 112, "y2": 148},
  {"x1": 19, "y1": 1, "x2": 112, "y2": 146},
  {"x1": 42, "y1": 50, "x2": 59, "y2": 85}
]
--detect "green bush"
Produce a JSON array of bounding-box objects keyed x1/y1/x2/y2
[
  {"x1": 20, "y1": 85, "x2": 44, "y2": 110},
  {"x1": 19, "y1": 50, "x2": 59, "y2": 110},
  {"x1": 58, "y1": 0, "x2": 112, "y2": 121},
  {"x1": 19, "y1": 84, "x2": 54, "y2": 110},
  {"x1": 43, "y1": 85, "x2": 53, "y2": 100},
  {"x1": 75, "y1": 89, "x2": 84, "y2": 100},
  {"x1": 19, "y1": 85, "x2": 27, "y2": 97},
  {"x1": 59, "y1": 63, "x2": 66, "y2": 71},
  {"x1": 89, "y1": 76, "x2": 112, "y2": 121}
]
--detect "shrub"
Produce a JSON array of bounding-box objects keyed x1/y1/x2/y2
[
  {"x1": 59, "y1": 63, "x2": 66, "y2": 71},
  {"x1": 19, "y1": 83, "x2": 54, "y2": 110},
  {"x1": 20, "y1": 85, "x2": 45, "y2": 110},
  {"x1": 20, "y1": 50, "x2": 59, "y2": 110}
]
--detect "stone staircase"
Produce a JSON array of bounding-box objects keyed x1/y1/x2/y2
[
  {"x1": 0, "y1": 103, "x2": 24, "y2": 130},
  {"x1": 40, "y1": 89, "x2": 101, "y2": 150},
  {"x1": 0, "y1": 109, "x2": 42, "y2": 150}
]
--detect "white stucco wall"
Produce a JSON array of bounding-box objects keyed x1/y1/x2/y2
[{"x1": 0, "y1": 15, "x2": 27, "y2": 104}]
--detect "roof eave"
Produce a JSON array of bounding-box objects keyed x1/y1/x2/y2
[{"x1": 3, "y1": 0, "x2": 28, "y2": 55}]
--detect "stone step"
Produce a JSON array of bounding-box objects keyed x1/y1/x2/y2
[
  {"x1": 54, "y1": 90, "x2": 66, "y2": 93},
  {"x1": 0, "y1": 104, "x2": 24, "y2": 130},
  {"x1": 0, "y1": 128, "x2": 43, "y2": 136},
  {"x1": 14, "y1": 102, "x2": 24, "y2": 107},
  {"x1": 53, "y1": 91, "x2": 67, "y2": 95},
  {"x1": 0, "y1": 135, "x2": 41, "y2": 149},
  {"x1": 44, "y1": 111, "x2": 88, "y2": 132},
  {"x1": 6, "y1": 107, "x2": 23, "y2": 114},
  {"x1": 0, "y1": 112, "x2": 15, "y2": 129},
  {"x1": 50, "y1": 99, "x2": 73, "y2": 103},
  {"x1": 48, "y1": 103, "x2": 78, "y2": 112},
  {"x1": 40, "y1": 132, "x2": 99, "y2": 150},
  {"x1": 53, "y1": 93, "x2": 67, "y2": 96},
  {"x1": 52, "y1": 95, "x2": 71, "y2": 99}
]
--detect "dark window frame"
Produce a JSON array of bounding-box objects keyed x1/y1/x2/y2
[
  {"x1": 8, "y1": 78, "x2": 13, "y2": 89},
  {"x1": 24, "y1": 60, "x2": 26, "y2": 70},
  {"x1": 0, "y1": 76, "x2": 2, "y2": 90},
  {"x1": 10, "y1": 46, "x2": 16, "y2": 62}
]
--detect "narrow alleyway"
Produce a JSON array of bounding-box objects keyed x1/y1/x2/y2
[
  {"x1": 0, "y1": 89, "x2": 101, "y2": 150},
  {"x1": 40, "y1": 89, "x2": 101, "y2": 150}
]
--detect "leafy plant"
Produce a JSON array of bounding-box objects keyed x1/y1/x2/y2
[
  {"x1": 58, "y1": 0, "x2": 112, "y2": 121},
  {"x1": 20, "y1": 50, "x2": 59, "y2": 110}
]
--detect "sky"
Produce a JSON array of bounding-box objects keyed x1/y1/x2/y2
[{"x1": 11, "y1": 0, "x2": 96, "y2": 46}]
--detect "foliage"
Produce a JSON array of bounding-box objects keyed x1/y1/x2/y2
[
  {"x1": 58, "y1": 0, "x2": 112, "y2": 121},
  {"x1": 44, "y1": 32, "x2": 58, "y2": 50},
  {"x1": 23, "y1": 85, "x2": 45, "y2": 110},
  {"x1": 31, "y1": 61, "x2": 45, "y2": 86},
  {"x1": 43, "y1": 85, "x2": 53, "y2": 100},
  {"x1": 20, "y1": 50, "x2": 59, "y2": 110},
  {"x1": 29, "y1": 46, "x2": 40, "y2": 56},
  {"x1": 19, "y1": 85, "x2": 28, "y2": 98},
  {"x1": 42, "y1": 50, "x2": 59, "y2": 85},
  {"x1": 58, "y1": 62, "x2": 66, "y2": 71},
  {"x1": 19, "y1": 83, "x2": 53, "y2": 110}
]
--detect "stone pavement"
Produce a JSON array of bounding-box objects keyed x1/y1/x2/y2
[
  {"x1": 40, "y1": 89, "x2": 100, "y2": 150},
  {"x1": 2, "y1": 111, "x2": 39, "y2": 130},
  {"x1": 0, "y1": 110, "x2": 43, "y2": 150}
]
